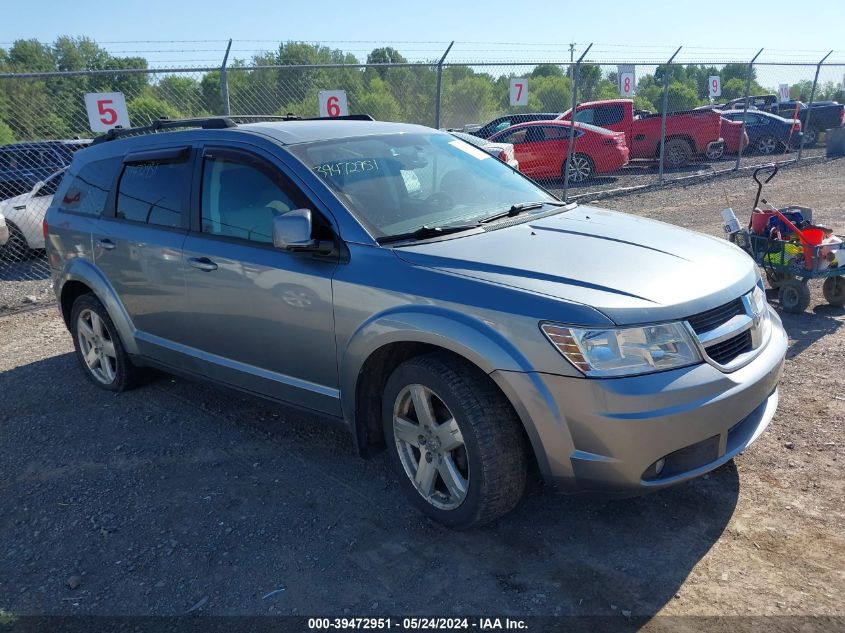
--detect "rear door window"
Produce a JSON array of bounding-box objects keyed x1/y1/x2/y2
[
  {"x1": 60, "y1": 159, "x2": 122, "y2": 216},
  {"x1": 593, "y1": 104, "x2": 625, "y2": 126},
  {"x1": 116, "y1": 159, "x2": 190, "y2": 228}
]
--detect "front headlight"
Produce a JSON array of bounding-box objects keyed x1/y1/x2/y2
[{"x1": 541, "y1": 321, "x2": 702, "y2": 378}]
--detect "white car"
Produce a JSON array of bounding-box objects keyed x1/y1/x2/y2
[
  {"x1": 0, "y1": 169, "x2": 64, "y2": 258},
  {"x1": 450, "y1": 131, "x2": 520, "y2": 171},
  {"x1": 0, "y1": 212, "x2": 9, "y2": 247}
]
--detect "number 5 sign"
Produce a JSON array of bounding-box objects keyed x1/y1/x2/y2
[
  {"x1": 84, "y1": 92, "x2": 130, "y2": 132},
  {"x1": 509, "y1": 79, "x2": 528, "y2": 106},
  {"x1": 708, "y1": 75, "x2": 721, "y2": 98},
  {"x1": 319, "y1": 90, "x2": 348, "y2": 118}
]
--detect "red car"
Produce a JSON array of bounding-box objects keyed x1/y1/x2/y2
[
  {"x1": 488, "y1": 120, "x2": 629, "y2": 182},
  {"x1": 718, "y1": 117, "x2": 750, "y2": 157}
]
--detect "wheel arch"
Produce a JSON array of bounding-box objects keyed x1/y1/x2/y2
[
  {"x1": 340, "y1": 308, "x2": 539, "y2": 461},
  {"x1": 57, "y1": 259, "x2": 139, "y2": 355}
]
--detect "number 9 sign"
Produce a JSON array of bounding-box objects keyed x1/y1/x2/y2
[
  {"x1": 84, "y1": 92, "x2": 130, "y2": 132},
  {"x1": 708, "y1": 75, "x2": 721, "y2": 98},
  {"x1": 620, "y1": 72, "x2": 635, "y2": 97},
  {"x1": 319, "y1": 90, "x2": 348, "y2": 118}
]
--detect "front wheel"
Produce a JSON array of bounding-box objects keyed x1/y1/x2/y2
[
  {"x1": 382, "y1": 353, "x2": 528, "y2": 529},
  {"x1": 778, "y1": 279, "x2": 811, "y2": 313}
]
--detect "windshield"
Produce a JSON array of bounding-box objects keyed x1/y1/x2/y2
[{"x1": 287, "y1": 132, "x2": 558, "y2": 239}]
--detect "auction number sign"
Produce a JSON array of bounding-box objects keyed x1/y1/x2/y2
[
  {"x1": 778, "y1": 84, "x2": 790, "y2": 102},
  {"x1": 619, "y1": 72, "x2": 635, "y2": 97},
  {"x1": 509, "y1": 78, "x2": 528, "y2": 106},
  {"x1": 708, "y1": 75, "x2": 721, "y2": 98},
  {"x1": 319, "y1": 90, "x2": 348, "y2": 118},
  {"x1": 84, "y1": 92, "x2": 130, "y2": 132}
]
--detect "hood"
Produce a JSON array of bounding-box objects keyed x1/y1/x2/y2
[{"x1": 393, "y1": 205, "x2": 759, "y2": 325}]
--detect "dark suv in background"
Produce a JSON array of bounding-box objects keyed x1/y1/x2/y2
[{"x1": 0, "y1": 139, "x2": 91, "y2": 200}]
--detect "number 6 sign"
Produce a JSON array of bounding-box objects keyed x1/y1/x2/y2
[
  {"x1": 84, "y1": 92, "x2": 130, "y2": 132},
  {"x1": 319, "y1": 90, "x2": 348, "y2": 118},
  {"x1": 509, "y1": 78, "x2": 528, "y2": 106}
]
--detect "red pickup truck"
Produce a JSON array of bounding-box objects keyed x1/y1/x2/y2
[{"x1": 558, "y1": 99, "x2": 725, "y2": 168}]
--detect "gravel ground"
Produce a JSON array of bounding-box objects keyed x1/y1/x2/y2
[{"x1": 0, "y1": 158, "x2": 843, "y2": 629}]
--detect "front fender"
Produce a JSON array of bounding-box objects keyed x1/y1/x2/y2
[
  {"x1": 58, "y1": 258, "x2": 139, "y2": 356},
  {"x1": 339, "y1": 305, "x2": 535, "y2": 424}
]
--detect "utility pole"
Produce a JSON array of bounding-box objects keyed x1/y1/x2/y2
[{"x1": 569, "y1": 42, "x2": 576, "y2": 63}]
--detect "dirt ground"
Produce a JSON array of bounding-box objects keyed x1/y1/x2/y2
[{"x1": 0, "y1": 159, "x2": 843, "y2": 630}]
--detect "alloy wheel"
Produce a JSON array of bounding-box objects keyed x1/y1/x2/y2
[
  {"x1": 76, "y1": 308, "x2": 118, "y2": 384},
  {"x1": 567, "y1": 156, "x2": 592, "y2": 183},
  {"x1": 758, "y1": 136, "x2": 778, "y2": 155},
  {"x1": 392, "y1": 384, "x2": 469, "y2": 510}
]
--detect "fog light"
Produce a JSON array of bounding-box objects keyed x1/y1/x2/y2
[{"x1": 654, "y1": 458, "x2": 666, "y2": 475}]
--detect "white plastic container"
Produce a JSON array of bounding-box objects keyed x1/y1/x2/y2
[{"x1": 722, "y1": 207, "x2": 741, "y2": 235}]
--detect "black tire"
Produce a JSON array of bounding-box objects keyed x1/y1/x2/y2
[
  {"x1": 563, "y1": 153, "x2": 594, "y2": 183},
  {"x1": 756, "y1": 135, "x2": 779, "y2": 155},
  {"x1": 69, "y1": 293, "x2": 144, "y2": 391},
  {"x1": 802, "y1": 127, "x2": 818, "y2": 147},
  {"x1": 382, "y1": 352, "x2": 528, "y2": 529},
  {"x1": 705, "y1": 143, "x2": 725, "y2": 160},
  {"x1": 0, "y1": 223, "x2": 34, "y2": 262},
  {"x1": 662, "y1": 138, "x2": 692, "y2": 168},
  {"x1": 778, "y1": 279, "x2": 811, "y2": 313},
  {"x1": 822, "y1": 277, "x2": 845, "y2": 306}
]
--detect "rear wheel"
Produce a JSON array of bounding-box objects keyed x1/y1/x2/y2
[
  {"x1": 766, "y1": 271, "x2": 794, "y2": 289},
  {"x1": 70, "y1": 293, "x2": 144, "y2": 391},
  {"x1": 706, "y1": 143, "x2": 725, "y2": 160},
  {"x1": 662, "y1": 138, "x2": 692, "y2": 168},
  {"x1": 563, "y1": 154, "x2": 594, "y2": 183},
  {"x1": 756, "y1": 135, "x2": 779, "y2": 155},
  {"x1": 822, "y1": 277, "x2": 845, "y2": 306},
  {"x1": 382, "y1": 353, "x2": 528, "y2": 529},
  {"x1": 802, "y1": 127, "x2": 818, "y2": 147},
  {"x1": 778, "y1": 279, "x2": 811, "y2": 313}
]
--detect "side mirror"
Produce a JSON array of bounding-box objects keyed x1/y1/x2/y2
[{"x1": 272, "y1": 209, "x2": 333, "y2": 254}]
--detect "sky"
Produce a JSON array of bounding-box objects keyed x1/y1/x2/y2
[{"x1": 1, "y1": 0, "x2": 843, "y2": 86}]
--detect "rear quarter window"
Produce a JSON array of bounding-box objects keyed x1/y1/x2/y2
[{"x1": 59, "y1": 158, "x2": 122, "y2": 216}]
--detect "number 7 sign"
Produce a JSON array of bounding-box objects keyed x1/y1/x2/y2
[
  {"x1": 84, "y1": 92, "x2": 130, "y2": 132},
  {"x1": 510, "y1": 78, "x2": 528, "y2": 106}
]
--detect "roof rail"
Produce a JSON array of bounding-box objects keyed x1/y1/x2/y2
[
  {"x1": 90, "y1": 113, "x2": 375, "y2": 145},
  {"x1": 91, "y1": 116, "x2": 237, "y2": 145}
]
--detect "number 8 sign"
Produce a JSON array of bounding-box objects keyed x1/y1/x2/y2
[
  {"x1": 84, "y1": 92, "x2": 130, "y2": 132},
  {"x1": 620, "y1": 72, "x2": 635, "y2": 97}
]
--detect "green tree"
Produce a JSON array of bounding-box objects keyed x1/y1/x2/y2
[
  {"x1": 356, "y1": 76, "x2": 401, "y2": 120},
  {"x1": 127, "y1": 93, "x2": 181, "y2": 125}
]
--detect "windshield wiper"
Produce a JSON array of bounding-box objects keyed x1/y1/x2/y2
[
  {"x1": 479, "y1": 200, "x2": 568, "y2": 224},
  {"x1": 376, "y1": 223, "x2": 480, "y2": 245}
]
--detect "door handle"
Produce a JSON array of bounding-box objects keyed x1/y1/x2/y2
[
  {"x1": 97, "y1": 238, "x2": 116, "y2": 250},
  {"x1": 188, "y1": 256, "x2": 218, "y2": 272}
]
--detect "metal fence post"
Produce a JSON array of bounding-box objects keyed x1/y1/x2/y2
[
  {"x1": 734, "y1": 48, "x2": 763, "y2": 171},
  {"x1": 798, "y1": 50, "x2": 833, "y2": 160},
  {"x1": 657, "y1": 46, "x2": 682, "y2": 185},
  {"x1": 220, "y1": 38, "x2": 232, "y2": 116},
  {"x1": 434, "y1": 41, "x2": 454, "y2": 129},
  {"x1": 563, "y1": 43, "x2": 592, "y2": 202}
]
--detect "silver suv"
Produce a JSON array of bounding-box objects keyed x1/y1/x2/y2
[{"x1": 46, "y1": 116, "x2": 787, "y2": 528}]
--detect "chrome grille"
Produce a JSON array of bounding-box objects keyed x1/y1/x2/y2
[
  {"x1": 705, "y1": 330, "x2": 753, "y2": 365},
  {"x1": 687, "y1": 298, "x2": 745, "y2": 334}
]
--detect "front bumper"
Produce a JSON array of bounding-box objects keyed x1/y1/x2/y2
[{"x1": 492, "y1": 308, "x2": 787, "y2": 492}]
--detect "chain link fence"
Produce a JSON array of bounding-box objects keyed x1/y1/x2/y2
[{"x1": 1, "y1": 47, "x2": 843, "y2": 312}]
